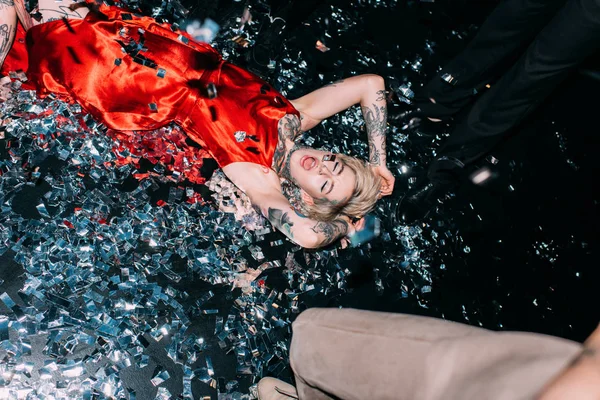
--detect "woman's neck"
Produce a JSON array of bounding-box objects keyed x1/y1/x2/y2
[
  {"x1": 271, "y1": 114, "x2": 302, "y2": 181},
  {"x1": 276, "y1": 141, "x2": 303, "y2": 183}
]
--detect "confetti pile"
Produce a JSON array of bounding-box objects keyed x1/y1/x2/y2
[{"x1": 1, "y1": 0, "x2": 595, "y2": 398}]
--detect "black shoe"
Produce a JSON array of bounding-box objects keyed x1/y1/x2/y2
[
  {"x1": 395, "y1": 157, "x2": 464, "y2": 224},
  {"x1": 395, "y1": 179, "x2": 454, "y2": 224},
  {"x1": 412, "y1": 70, "x2": 480, "y2": 120},
  {"x1": 411, "y1": 96, "x2": 462, "y2": 122},
  {"x1": 388, "y1": 106, "x2": 452, "y2": 135},
  {"x1": 412, "y1": 117, "x2": 452, "y2": 139}
]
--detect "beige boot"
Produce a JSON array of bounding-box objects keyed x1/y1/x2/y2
[{"x1": 257, "y1": 377, "x2": 299, "y2": 400}]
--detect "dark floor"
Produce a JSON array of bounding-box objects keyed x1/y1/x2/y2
[{"x1": 1, "y1": 0, "x2": 599, "y2": 398}]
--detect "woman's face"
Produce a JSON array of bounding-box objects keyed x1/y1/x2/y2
[{"x1": 288, "y1": 149, "x2": 356, "y2": 205}]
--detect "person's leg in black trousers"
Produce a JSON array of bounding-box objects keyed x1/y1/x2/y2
[
  {"x1": 400, "y1": 0, "x2": 600, "y2": 222},
  {"x1": 417, "y1": 0, "x2": 566, "y2": 120}
]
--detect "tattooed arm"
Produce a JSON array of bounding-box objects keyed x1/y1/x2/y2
[
  {"x1": 359, "y1": 77, "x2": 387, "y2": 168},
  {"x1": 309, "y1": 218, "x2": 351, "y2": 248},
  {"x1": 223, "y1": 161, "x2": 353, "y2": 248},
  {"x1": 359, "y1": 77, "x2": 395, "y2": 196},
  {"x1": 289, "y1": 74, "x2": 385, "y2": 132},
  {"x1": 0, "y1": 0, "x2": 17, "y2": 71},
  {"x1": 262, "y1": 201, "x2": 351, "y2": 248},
  {"x1": 289, "y1": 74, "x2": 395, "y2": 195}
]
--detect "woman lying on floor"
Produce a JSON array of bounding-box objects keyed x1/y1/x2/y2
[{"x1": 0, "y1": 0, "x2": 395, "y2": 248}]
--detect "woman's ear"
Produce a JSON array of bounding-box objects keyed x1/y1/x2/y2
[{"x1": 300, "y1": 189, "x2": 315, "y2": 206}]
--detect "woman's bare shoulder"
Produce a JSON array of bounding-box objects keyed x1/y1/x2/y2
[{"x1": 222, "y1": 162, "x2": 282, "y2": 197}]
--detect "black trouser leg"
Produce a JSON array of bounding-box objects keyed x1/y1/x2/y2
[
  {"x1": 419, "y1": 0, "x2": 566, "y2": 117},
  {"x1": 436, "y1": 0, "x2": 600, "y2": 169}
]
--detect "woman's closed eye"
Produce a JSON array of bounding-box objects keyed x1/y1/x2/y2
[
  {"x1": 320, "y1": 163, "x2": 344, "y2": 193},
  {"x1": 321, "y1": 180, "x2": 334, "y2": 194}
]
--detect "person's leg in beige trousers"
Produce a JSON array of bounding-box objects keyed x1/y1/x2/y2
[{"x1": 287, "y1": 308, "x2": 581, "y2": 400}]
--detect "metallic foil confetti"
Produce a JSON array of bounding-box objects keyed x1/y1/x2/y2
[
  {"x1": 486, "y1": 155, "x2": 499, "y2": 165},
  {"x1": 0, "y1": 0, "x2": 570, "y2": 398},
  {"x1": 0, "y1": 317, "x2": 8, "y2": 341},
  {"x1": 206, "y1": 82, "x2": 218, "y2": 99},
  {"x1": 315, "y1": 40, "x2": 330, "y2": 52},
  {"x1": 156, "y1": 387, "x2": 173, "y2": 399},
  {"x1": 183, "y1": 18, "x2": 220, "y2": 43},
  {"x1": 441, "y1": 72, "x2": 458, "y2": 85},
  {"x1": 234, "y1": 131, "x2": 247, "y2": 143},
  {"x1": 151, "y1": 369, "x2": 171, "y2": 386}
]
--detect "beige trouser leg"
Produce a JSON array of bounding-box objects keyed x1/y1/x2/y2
[{"x1": 290, "y1": 308, "x2": 581, "y2": 400}]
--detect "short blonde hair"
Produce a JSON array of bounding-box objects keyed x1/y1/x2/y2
[{"x1": 303, "y1": 154, "x2": 382, "y2": 221}]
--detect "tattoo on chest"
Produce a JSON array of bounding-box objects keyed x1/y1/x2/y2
[
  {"x1": 272, "y1": 114, "x2": 302, "y2": 179},
  {"x1": 0, "y1": 0, "x2": 15, "y2": 7},
  {"x1": 280, "y1": 142, "x2": 303, "y2": 183}
]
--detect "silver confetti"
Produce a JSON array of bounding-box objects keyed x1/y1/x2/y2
[{"x1": 234, "y1": 131, "x2": 247, "y2": 142}]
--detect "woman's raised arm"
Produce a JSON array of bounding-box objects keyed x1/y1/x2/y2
[
  {"x1": 252, "y1": 187, "x2": 352, "y2": 249},
  {"x1": 290, "y1": 74, "x2": 395, "y2": 196}
]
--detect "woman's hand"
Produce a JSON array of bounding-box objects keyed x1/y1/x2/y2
[
  {"x1": 340, "y1": 215, "x2": 360, "y2": 249},
  {"x1": 370, "y1": 164, "x2": 395, "y2": 197},
  {"x1": 536, "y1": 323, "x2": 600, "y2": 400}
]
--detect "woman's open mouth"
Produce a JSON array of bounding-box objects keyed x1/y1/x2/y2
[{"x1": 300, "y1": 155, "x2": 317, "y2": 171}]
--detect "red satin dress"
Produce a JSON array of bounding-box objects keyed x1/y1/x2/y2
[{"x1": 2, "y1": 3, "x2": 298, "y2": 174}]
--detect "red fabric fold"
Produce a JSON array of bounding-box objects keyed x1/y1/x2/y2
[
  {"x1": 2, "y1": 3, "x2": 298, "y2": 170},
  {"x1": 1, "y1": 23, "x2": 34, "y2": 89}
]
